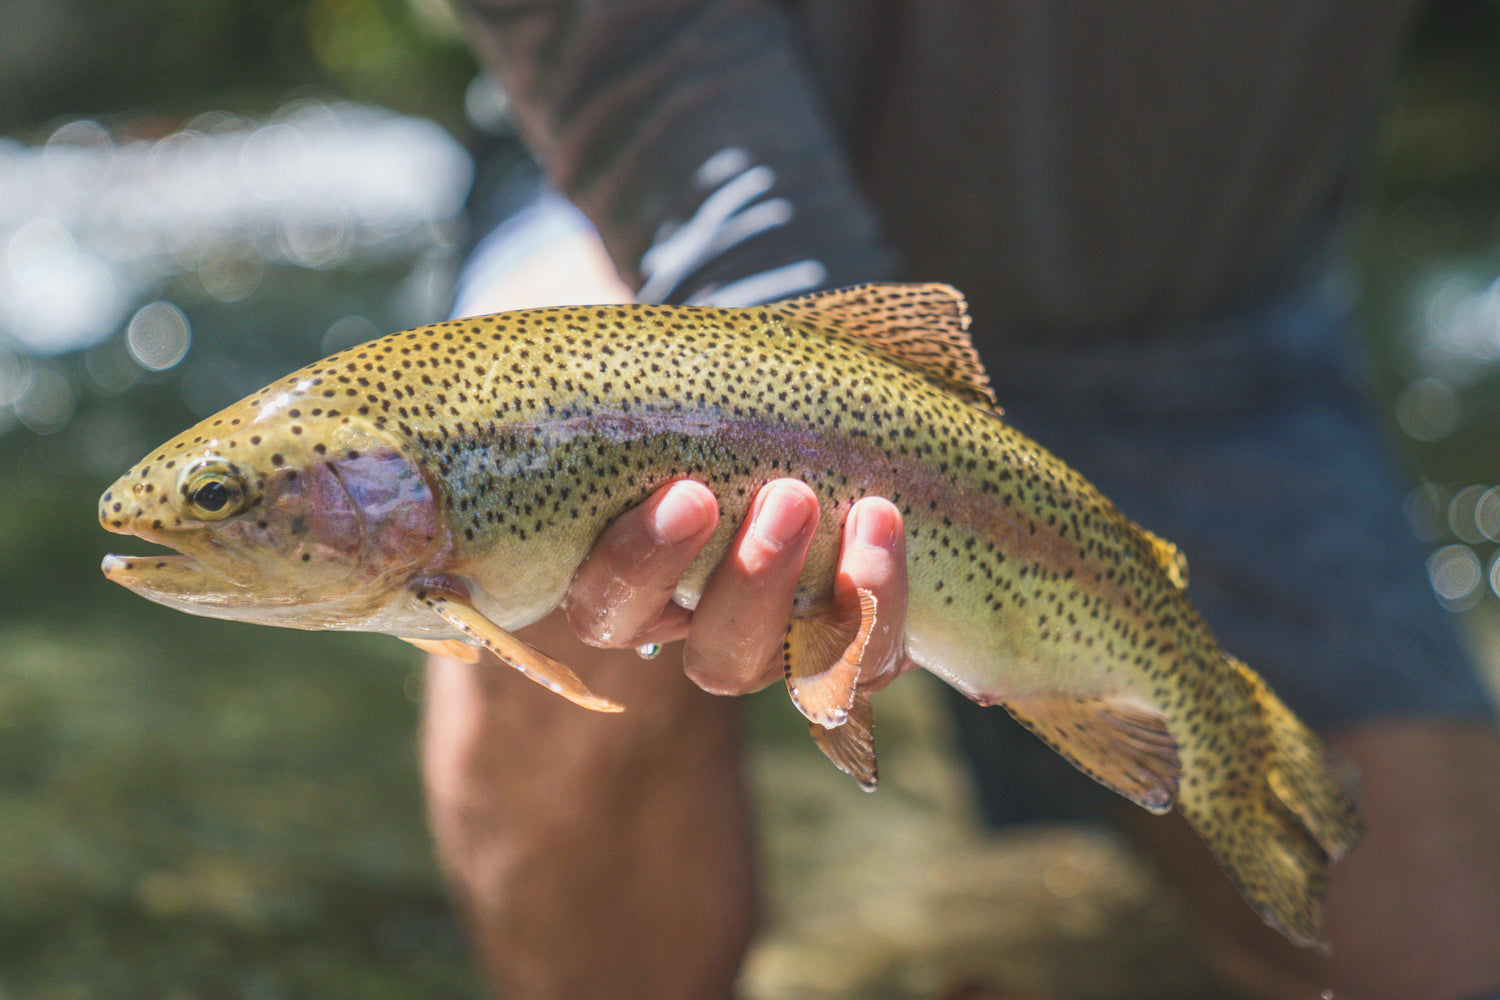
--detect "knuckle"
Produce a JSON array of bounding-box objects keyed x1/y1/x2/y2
[
  {"x1": 593, "y1": 536, "x2": 647, "y2": 584},
  {"x1": 683, "y1": 636, "x2": 775, "y2": 696},
  {"x1": 563, "y1": 594, "x2": 616, "y2": 647}
]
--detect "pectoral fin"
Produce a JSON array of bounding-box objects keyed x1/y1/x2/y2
[
  {"x1": 1000, "y1": 696, "x2": 1180, "y2": 813},
  {"x1": 782, "y1": 588, "x2": 877, "y2": 728},
  {"x1": 413, "y1": 586, "x2": 623, "y2": 713},
  {"x1": 811, "y1": 689, "x2": 878, "y2": 792}
]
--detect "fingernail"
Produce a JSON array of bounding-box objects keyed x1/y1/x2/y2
[
  {"x1": 852, "y1": 500, "x2": 899, "y2": 549},
  {"x1": 651, "y1": 482, "x2": 713, "y2": 544},
  {"x1": 751, "y1": 483, "x2": 815, "y2": 550}
]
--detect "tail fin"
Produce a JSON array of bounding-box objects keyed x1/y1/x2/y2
[{"x1": 1188, "y1": 657, "x2": 1363, "y2": 950}]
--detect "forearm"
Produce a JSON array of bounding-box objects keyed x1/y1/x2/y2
[
  {"x1": 423, "y1": 612, "x2": 756, "y2": 1000},
  {"x1": 456, "y1": 0, "x2": 895, "y2": 302}
]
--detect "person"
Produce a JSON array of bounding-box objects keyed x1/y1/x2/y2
[{"x1": 421, "y1": 3, "x2": 1500, "y2": 998}]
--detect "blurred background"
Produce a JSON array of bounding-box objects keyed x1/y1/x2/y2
[{"x1": 2, "y1": 2, "x2": 1499, "y2": 998}]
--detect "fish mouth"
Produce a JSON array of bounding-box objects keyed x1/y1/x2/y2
[{"x1": 100, "y1": 503, "x2": 270, "y2": 611}]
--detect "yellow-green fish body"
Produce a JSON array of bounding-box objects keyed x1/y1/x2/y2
[{"x1": 100, "y1": 284, "x2": 1360, "y2": 947}]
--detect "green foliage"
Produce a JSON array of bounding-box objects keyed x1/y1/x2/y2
[
  {"x1": 306, "y1": 0, "x2": 475, "y2": 126},
  {"x1": 0, "y1": 0, "x2": 475, "y2": 134}
]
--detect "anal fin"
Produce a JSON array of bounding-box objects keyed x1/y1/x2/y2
[
  {"x1": 413, "y1": 585, "x2": 623, "y2": 713},
  {"x1": 782, "y1": 588, "x2": 876, "y2": 728},
  {"x1": 1000, "y1": 696, "x2": 1180, "y2": 813}
]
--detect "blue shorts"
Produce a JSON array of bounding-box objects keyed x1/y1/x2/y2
[{"x1": 951, "y1": 267, "x2": 1498, "y2": 825}]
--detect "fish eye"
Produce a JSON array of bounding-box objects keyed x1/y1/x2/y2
[
  {"x1": 192, "y1": 479, "x2": 232, "y2": 512},
  {"x1": 177, "y1": 460, "x2": 249, "y2": 520}
]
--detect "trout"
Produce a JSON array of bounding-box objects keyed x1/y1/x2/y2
[{"x1": 99, "y1": 283, "x2": 1360, "y2": 947}]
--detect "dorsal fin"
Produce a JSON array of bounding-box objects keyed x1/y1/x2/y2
[
  {"x1": 1139, "y1": 528, "x2": 1189, "y2": 590},
  {"x1": 770, "y1": 283, "x2": 999, "y2": 409}
]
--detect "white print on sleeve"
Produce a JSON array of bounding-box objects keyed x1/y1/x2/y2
[{"x1": 637, "y1": 147, "x2": 826, "y2": 306}]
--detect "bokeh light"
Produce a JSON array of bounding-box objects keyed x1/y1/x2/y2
[
  {"x1": 321, "y1": 314, "x2": 381, "y2": 356},
  {"x1": 1475, "y1": 486, "x2": 1500, "y2": 542},
  {"x1": 82, "y1": 337, "x2": 143, "y2": 395},
  {"x1": 197, "y1": 239, "x2": 264, "y2": 302},
  {"x1": 125, "y1": 301, "x2": 191, "y2": 371},
  {"x1": 13, "y1": 358, "x2": 75, "y2": 434},
  {"x1": 1, "y1": 216, "x2": 124, "y2": 355},
  {"x1": 1395, "y1": 375, "x2": 1462, "y2": 442},
  {"x1": 1428, "y1": 543, "x2": 1485, "y2": 610},
  {"x1": 1447, "y1": 483, "x2": 1490, "y2": 544},
  {"x1": 1405, "y1": 482, "x2": 1451, "y2": 541},
  {"x1": 1414, "y1": 269, "x2": 1500, "y2": 379}
]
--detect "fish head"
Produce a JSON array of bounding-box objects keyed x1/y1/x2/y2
[{"x1": 99, "y1": 398, "x2": 449, "y2": 628}]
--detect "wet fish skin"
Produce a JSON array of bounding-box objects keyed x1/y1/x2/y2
[{"x1": 99, "y1": 283, "x2": 1361, "y2": 948}]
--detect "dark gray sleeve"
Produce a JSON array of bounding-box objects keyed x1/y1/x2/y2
[{"x1": 456, "y1": 0, "x2": 896, "y2": 304}]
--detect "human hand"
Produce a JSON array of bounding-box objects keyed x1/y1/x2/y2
[{"x1": 563, "y1": 479, "x2": 912, "y2": 697}]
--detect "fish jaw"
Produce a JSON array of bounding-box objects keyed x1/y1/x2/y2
[
  {"x1": 99, "y1": 550, "x2": 417, "y2": 630},
  {"x1": 101, "y1": 551, "x2": 287, "y2": 620}
]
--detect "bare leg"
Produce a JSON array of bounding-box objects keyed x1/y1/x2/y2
[
  {"x1": 1119, "y1": 720, "x2": 1500, "y2": 1000},
  {"x1": 422, "y1": 611, "x2": 756, "y2": 1000}
]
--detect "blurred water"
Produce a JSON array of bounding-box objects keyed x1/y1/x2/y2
[{"x1": 0, "y1": 99, "x2": 470, "y2": 445}]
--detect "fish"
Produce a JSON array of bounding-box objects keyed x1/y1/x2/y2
[{"x1": 99, "y1": 282, "x2": 1361, "y2": 948}]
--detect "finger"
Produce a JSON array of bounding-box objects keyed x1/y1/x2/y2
[
  {"x1": 564, "y1": 479, "x2": 718, "y2": 648},
  {"x1": 683, "y1": 479, "x2": 820, "y2": 695},
  {"x1": 836, "y1": 497, "x2": 910, "y2": 691}
]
